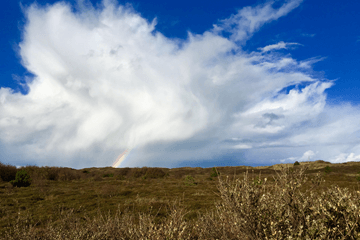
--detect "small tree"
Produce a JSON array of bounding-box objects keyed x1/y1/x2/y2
[
  {"x1": 294, "y1": 161, "x2": 300, "y2": 166},
  {"x1": 10, "y1": 169, "x2": 32, "y2": 187}
]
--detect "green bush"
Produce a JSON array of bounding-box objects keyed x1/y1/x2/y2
[
  {"x1": 0, "y1": 162, "x2": 17, "y2": 182},
  {"x1": 324, "y1": 166, "x2": 332, "y2": 174},
  {"x1": 10, "y1": 169, "x2": 32, "y2": 187},
  {"x1": 103, "y1": 173, "x2": 114, "y2": 178},
  {"x1": 184, "y1": 175, "x2": 196, "y2": 186},
  {"x1": 293, "y1": 161, "x2": 300, "y2": 166},
  {"x1": 210, "y1": 167, "x2": 220, "y2": 178}
]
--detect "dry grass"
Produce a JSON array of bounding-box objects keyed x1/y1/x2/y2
[{"x1": 2, "y1": 161, "x2": 360, "y2": 239}]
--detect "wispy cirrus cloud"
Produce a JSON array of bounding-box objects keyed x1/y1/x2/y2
[
  {"x1": 215, "y1": 0, "x2": 303, "y2": 42},
  {"x1": 1, "y1": 0, "x2": 360, "y2": 169},
  {"x1": 258, "y1": 41, "x2": 301, "y2": 52},
  {"x1": 302, "y1": 33, "x2": 316, "y2": 38}
]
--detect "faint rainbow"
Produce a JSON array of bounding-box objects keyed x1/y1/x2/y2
[{"x1": 112, "y1": 148, "x2": 131, "y2": 168}]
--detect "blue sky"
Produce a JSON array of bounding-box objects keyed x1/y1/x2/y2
[{"x1": 1, "y1": 0, "x2": 360, "y2": 169}]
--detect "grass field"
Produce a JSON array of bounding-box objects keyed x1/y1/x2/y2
[{"x1": 1, "y1": 160, "x2": 360, "y2": 239}]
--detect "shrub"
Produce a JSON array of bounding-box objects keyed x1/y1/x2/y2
[
  {"x1": 184, "y1": 175, "x2": 196, "y2": 186},
  {"x1": 129, "y1": 167, "x2": 148, "y2": 178},
  {"x1": 210, "y1": 167, "x2": 220, "y2": 178},
  {"x1": 117, "y1": 167, "x2": 131, "y2": 177},
  {"x1": 0, "y1": 162, "x2": 17, "y2": 182},
  {"x1": 82, "y1": 170, "x2": 90, "y2": 174},
  {"x1": 103, "y1": 173, "x2": 114, "y2": 178},
  {"x1": 324, "y1": 166, "x2": 332, "y2": 174},
  {"x1": 144, "y1": 168, "x2": 166, "y2": 179},
  {"x1": 10, "y1": 169, "x2": 32, "y2": 187},
  {"x1": 293, "y1": 161, "x2": 300, "y2": 166},
  {"x1": 46, "y1": 168, "x2": 60, "y2": 181},
  {"x1": 193, "y1": 166, "x2": 360, "y2": 239},
  {"x1": 315, "y1": 160, "x2": 331, "y2": 164},
  {"x1": 58, "y1": 168, "x2": 81, "y2": 181},
  {"x1": 20, "y1": 165, "x2": 40, "y2": 182}
]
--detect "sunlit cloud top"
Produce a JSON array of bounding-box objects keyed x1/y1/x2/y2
[{"x1": 1, "y1": 0, "x2": 360, "y2": 169}]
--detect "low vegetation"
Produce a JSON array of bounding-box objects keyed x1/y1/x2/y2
[
  {"x1": 0, "y1": 162, "x2": 17, "y2": 182},
  {"x1": 1, "y1": 160, "x2": 360, "y2": 239},
  {"x1": 9, "y1": 169, "x2": 32, "y2": 188}
]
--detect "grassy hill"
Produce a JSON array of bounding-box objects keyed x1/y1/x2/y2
[{"x1": 1, "y1": 160, "x2": 360, "y2": 239}]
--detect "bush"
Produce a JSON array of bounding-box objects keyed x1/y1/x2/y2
[
  {"x1": 58, "y1": 168, "x2": 81, "y2": 181},
  {"x1": 117, "y1": 167, "x2": 131, "y2": 177},
  {"x1": 210, "y1": 167, "x2": 220, "y2": 178},
  {"x1": 193, "y1": 166, "x2": 360, "y2": 239},
  {"x1": 184, "y1": 175, "x2": 196, "y2": 186},
  {"x1": 324, "y1": 166, "x2": 332, "y2": 174},
  {"x1": 0, "y1": 162, "x2": 17, "y2": 182},
  {"x1": 144, "y1": 168, "x2": 166, "y2": 179},
  {"x1": 103, "y1": 173, "x2": 114, "y2": 178},
  {"x1": 46, "y1": 168, "x2": 60, "y2": 181},
  {"x1": 20, "y1": 165, "x2": 40, "y2": 181},
  {"x1": 10, "y1": 169, "x2": 32, "y2": 187},
  {"x1": 129, "y1": 167, "x2": 148, "y2": 178},
  {"x1": 293, "y1": 161, "x2": 300, "y2": 166}
]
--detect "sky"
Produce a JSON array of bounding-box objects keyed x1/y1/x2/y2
[{"x1": 1, "y1": 0, "x2": 360, "y2": 169}]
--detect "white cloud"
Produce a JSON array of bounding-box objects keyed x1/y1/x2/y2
[
  {"x1": 330, "y1": 153, "x2": 360, "y2": 163},
  {"x1": 233, "y1": 144, "x2": 252, "y2": 149},
  {"x1": 258, "y1": 41, "x2": 301, "y2": 52},
  {"x1": 279, "y1": 150, "x2": 316, "y2": 164},
  {"x1": 1, "y1": 0, "x2": 360, "y2": 169},
  {"x1": 300, "y1": 150, "x2": 317, "y2": 161},
  {"x1": 215, "y1": 0, "x2": 303, "y2": 42},
  {"x1": 280, "y1": 157, "x2": 295, "y2": 163},
  {"x1": 298, "y1": 57, "x2": 326, "y2": 69}
]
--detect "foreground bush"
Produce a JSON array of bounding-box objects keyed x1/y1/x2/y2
[
  {"x1": 197, "y1": 167, "x2": 360, "y2": 239},
  {"x1": 3, "y1": 166, "x2": 360, "y2": 239}
]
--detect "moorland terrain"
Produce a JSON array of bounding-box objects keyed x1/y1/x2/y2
[{"x1": 2, "y1": 160, "x2": 360, "y2": 239}]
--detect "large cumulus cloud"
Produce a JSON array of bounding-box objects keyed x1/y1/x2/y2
[{"x1": 1, "y1": 0, "x2": 360, "y2": 168}]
